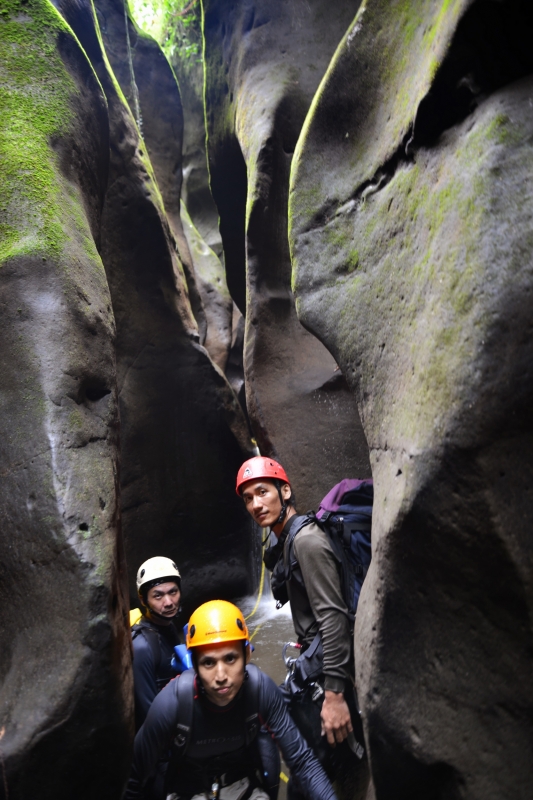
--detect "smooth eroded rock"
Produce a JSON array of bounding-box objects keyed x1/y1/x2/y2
[
  {"x1": 171, "y1": 31, "x2": 224, "y2": 259},
  {"x1": 181, "y1": 200, "x2": 233, "y2": 371},
  {"x1": 85, "y1": 0, "x2": 257, "y2": 609},
  {"x1": 0, "y1": 1, "x2": 131, "y2": 796},
  {"x1": 289, "y1": 0, "x2": 533, "y2": 796},
  {"x1": 203, "y1": 0, "x2": 370, "y2": 512}
]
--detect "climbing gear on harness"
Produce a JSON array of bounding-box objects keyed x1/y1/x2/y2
[
  {"x1": 235, "y1": 456, "x2": 290, "y2": 496},
  {"x1": 282, "y1": 633, "x2": 324, "y2": 698},
  {"x1": 281, "y1": 636, "x2": 366, "y2": 762},
  {"x1": 136, "y1": 556, "x2": 181, "y2": 599},
  {"x1": 186, "y1": 600, "x2": 250, "y2": 651}
]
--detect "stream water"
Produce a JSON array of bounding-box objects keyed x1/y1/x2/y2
[{"x1": 237, "y1": 571, "x2": 296, "y2": 800}]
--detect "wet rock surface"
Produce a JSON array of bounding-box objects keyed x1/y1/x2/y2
[
  {"x1": 0, "y1": 1, "x2": 131, "y2": 796},
  {"x1": 289, "y1": 0, "x2": 533, "y2": 796},
  {"x1": 203, "y1": 0, "x2": 371, "y2": 512},
  {"x1": 0, "y1": 0, "x2": 260, "y2": 794},
  {"x1": 181, "y1": 200, "x2": 233, "y2": 372},
  {"x1": 85, "y1": 0, "x2": 258, "y2": 610},
  {"x1": 172, "y1": 43, "x2": 223, "y2": 260}
]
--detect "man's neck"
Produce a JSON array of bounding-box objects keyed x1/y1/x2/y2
[
  {"x1": 272, "y1": 506, "x2": 297, "y2": 539},
  {"x1": 146, "y1": 611, "x2": 173, "y2": 627}
]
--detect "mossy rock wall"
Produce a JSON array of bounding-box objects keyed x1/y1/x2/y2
[
  {"x1": 203, "y1": 0, "x2": 371, "y2": 512},
  {"x1": 289, "y1": 0, "x2": 533, "y2": 796},
  {"x1": 0, "y1": 0, "x2": 131, "y2": 797},
  {"x1": 61, "y1": 0, "x2": 257, "y2": 610}
]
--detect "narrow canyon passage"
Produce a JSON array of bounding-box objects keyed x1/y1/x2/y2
[{"x1": 1, "y1": 0, "x2": 532, "y2": 798}]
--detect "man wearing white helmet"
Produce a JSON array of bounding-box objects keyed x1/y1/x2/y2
[{"x1": 133, "y1": 556, "x2": 184, "y2": 731}]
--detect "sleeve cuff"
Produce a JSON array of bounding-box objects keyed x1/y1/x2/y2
[{"x1": 324, "y1": 676, "x2": 346, "y2": 693}]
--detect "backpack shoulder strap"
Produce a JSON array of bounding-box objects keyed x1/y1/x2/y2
[
  {"x1": 173, "y1": 668, "x2": 196, "y2": 755},
  {"x1": 132, "y1": 621, "x2": 162, "y2": 672},
  {"x1": 283, "y1": 514, "x2": 315, "y2": 579},
  {"x1": 243, "y1": 664, "x2": 261, "y2": 746}
]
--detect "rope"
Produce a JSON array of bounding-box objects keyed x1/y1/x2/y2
[
  {"x1": 249, "y1": 621, "x2": 263, "y2": 642},
  {"x1": 245, "y1": 552, "x2": 265, "y2": 622},
  {"x1": 123, "y1": 0, "x2": 143, "y2": 134}
]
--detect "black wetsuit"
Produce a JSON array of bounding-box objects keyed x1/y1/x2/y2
[
  {"x1": 132, "y1": 616, "x2": 183, "y2": 730},
  {"x1": 125, "y1": 666, "x2": 337, "y2": 800}
]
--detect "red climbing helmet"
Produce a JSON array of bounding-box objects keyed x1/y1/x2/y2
[{"x1": 236, "y1": 456, "x2": 290, "y2": 496}]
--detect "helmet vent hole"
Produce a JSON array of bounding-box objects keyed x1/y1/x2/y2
[
  {"x1": 190, "y1": 625, "x2": 196, "y2": 639},
  {"x1": 236, "y1": 618, "x2": 244, "y2": 630},
  {"x1": 140, "y1": 569, "x2": 145, "y2": 578}
]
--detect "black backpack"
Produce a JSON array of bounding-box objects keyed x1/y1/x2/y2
[
  {"x1": 132, "y1": 621, "x2": 164, "y2": 685},
  {"x1": 267, "y1": 479, "x2": 373, "y2": 624}
]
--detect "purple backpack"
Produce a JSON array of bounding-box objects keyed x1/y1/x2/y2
[{"x1": 316, "y1": 479, "x2": 373, "y2": 619}]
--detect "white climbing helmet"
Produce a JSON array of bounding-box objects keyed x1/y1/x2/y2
[{"x1": 136, "y1": 556, "x2": 181, "y2": 597}]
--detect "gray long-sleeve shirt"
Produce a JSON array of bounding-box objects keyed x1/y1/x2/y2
[{"x1": 285, "y1": 519, "x2": 353, "y2": 693}]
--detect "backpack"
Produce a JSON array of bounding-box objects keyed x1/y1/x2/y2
[
  {"x1": 171, "y1": 665, "x2": 280, "y2": 800},
  {"x1": 316, "y1": 478, "x2": 373, "y2": 621},
  {"x1": 132, "y1": 619, "x2": 163, "y2": 676},
  {"x1": 268, "y1": 479, "x2": 373, "y2": 624},
  {"x1": 132, "y1": 618, "x2": 182, "y2": 691}
]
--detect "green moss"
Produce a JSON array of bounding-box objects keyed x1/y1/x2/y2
[
  {"x1": 347, "y1": 249, "x2": 359, "y2": 272},
  {"x1": 70, "y1": 409, "x2": 84, "y2": 430},
  {"x1": 326, "y1": 225, "x2": 349, "y2": 250},
  {"x1": 0, "y1": 0, "x2": 78, "y2": 264}
]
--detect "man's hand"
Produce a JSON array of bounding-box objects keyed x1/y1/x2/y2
[{"x1": 320, "y1": 690, "x2": 353, "y2": 746}]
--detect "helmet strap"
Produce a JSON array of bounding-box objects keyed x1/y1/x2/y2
[{"x1": 275, "y1": 481, "x2": 287, "y2": 527}]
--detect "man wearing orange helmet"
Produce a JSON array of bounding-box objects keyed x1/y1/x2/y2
[
  {"x1": 125, "y1": 600, "x2": 337, "y2": 800},
  {"x1": 236, "y1": 457, "x2": 366, "y2": 799}
]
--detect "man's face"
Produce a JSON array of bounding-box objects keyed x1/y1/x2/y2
[
  {"x1": 241, "y1": 478, "x2": 289, "y2": 528},
  {"x1": 146, "y1": 581, "x2": 180, "y2": 619},
  {"x1": 196, "y1": 642, "x2": 247, "y2": 706}
]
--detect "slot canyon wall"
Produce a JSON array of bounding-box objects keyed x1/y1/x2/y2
[
  {"x1": 0, "y1": 1, "x2": 130, "y2": 797},
  {"x1": 1, "y1": 0, "x2": 533, "y2": 797},
  {"x1": 202, "y1": 0, "x2": 372, "y2": 513},
  {"x1": 289, "y1": 0, "x2": 533, "y2": 798},
  {"x1": 0, "y1": 0, "x2": 256, "y2": 797}
]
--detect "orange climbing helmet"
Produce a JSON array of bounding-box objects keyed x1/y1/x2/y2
[
  {"x1": 186, "y1": 600, "x2": 249, "y2": 649},
  {"x1": 235, "y1": 456, "x2": 290, "y2": 496}
]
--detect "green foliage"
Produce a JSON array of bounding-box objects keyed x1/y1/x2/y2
[{"x1": 129, "y1": 0, "x2": 201, "y2": 61}]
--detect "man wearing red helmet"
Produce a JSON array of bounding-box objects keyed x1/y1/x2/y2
[{"x1": 236, "y1": 457, "x2": 366, "y2": 799}]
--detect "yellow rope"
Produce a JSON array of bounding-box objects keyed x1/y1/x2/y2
[
  {"x1": 245, "y1": 546, "x2": 266, "y2": 622},
  {"x1": 249, "y1": 622, "x2": 263, "y2": 642}
]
